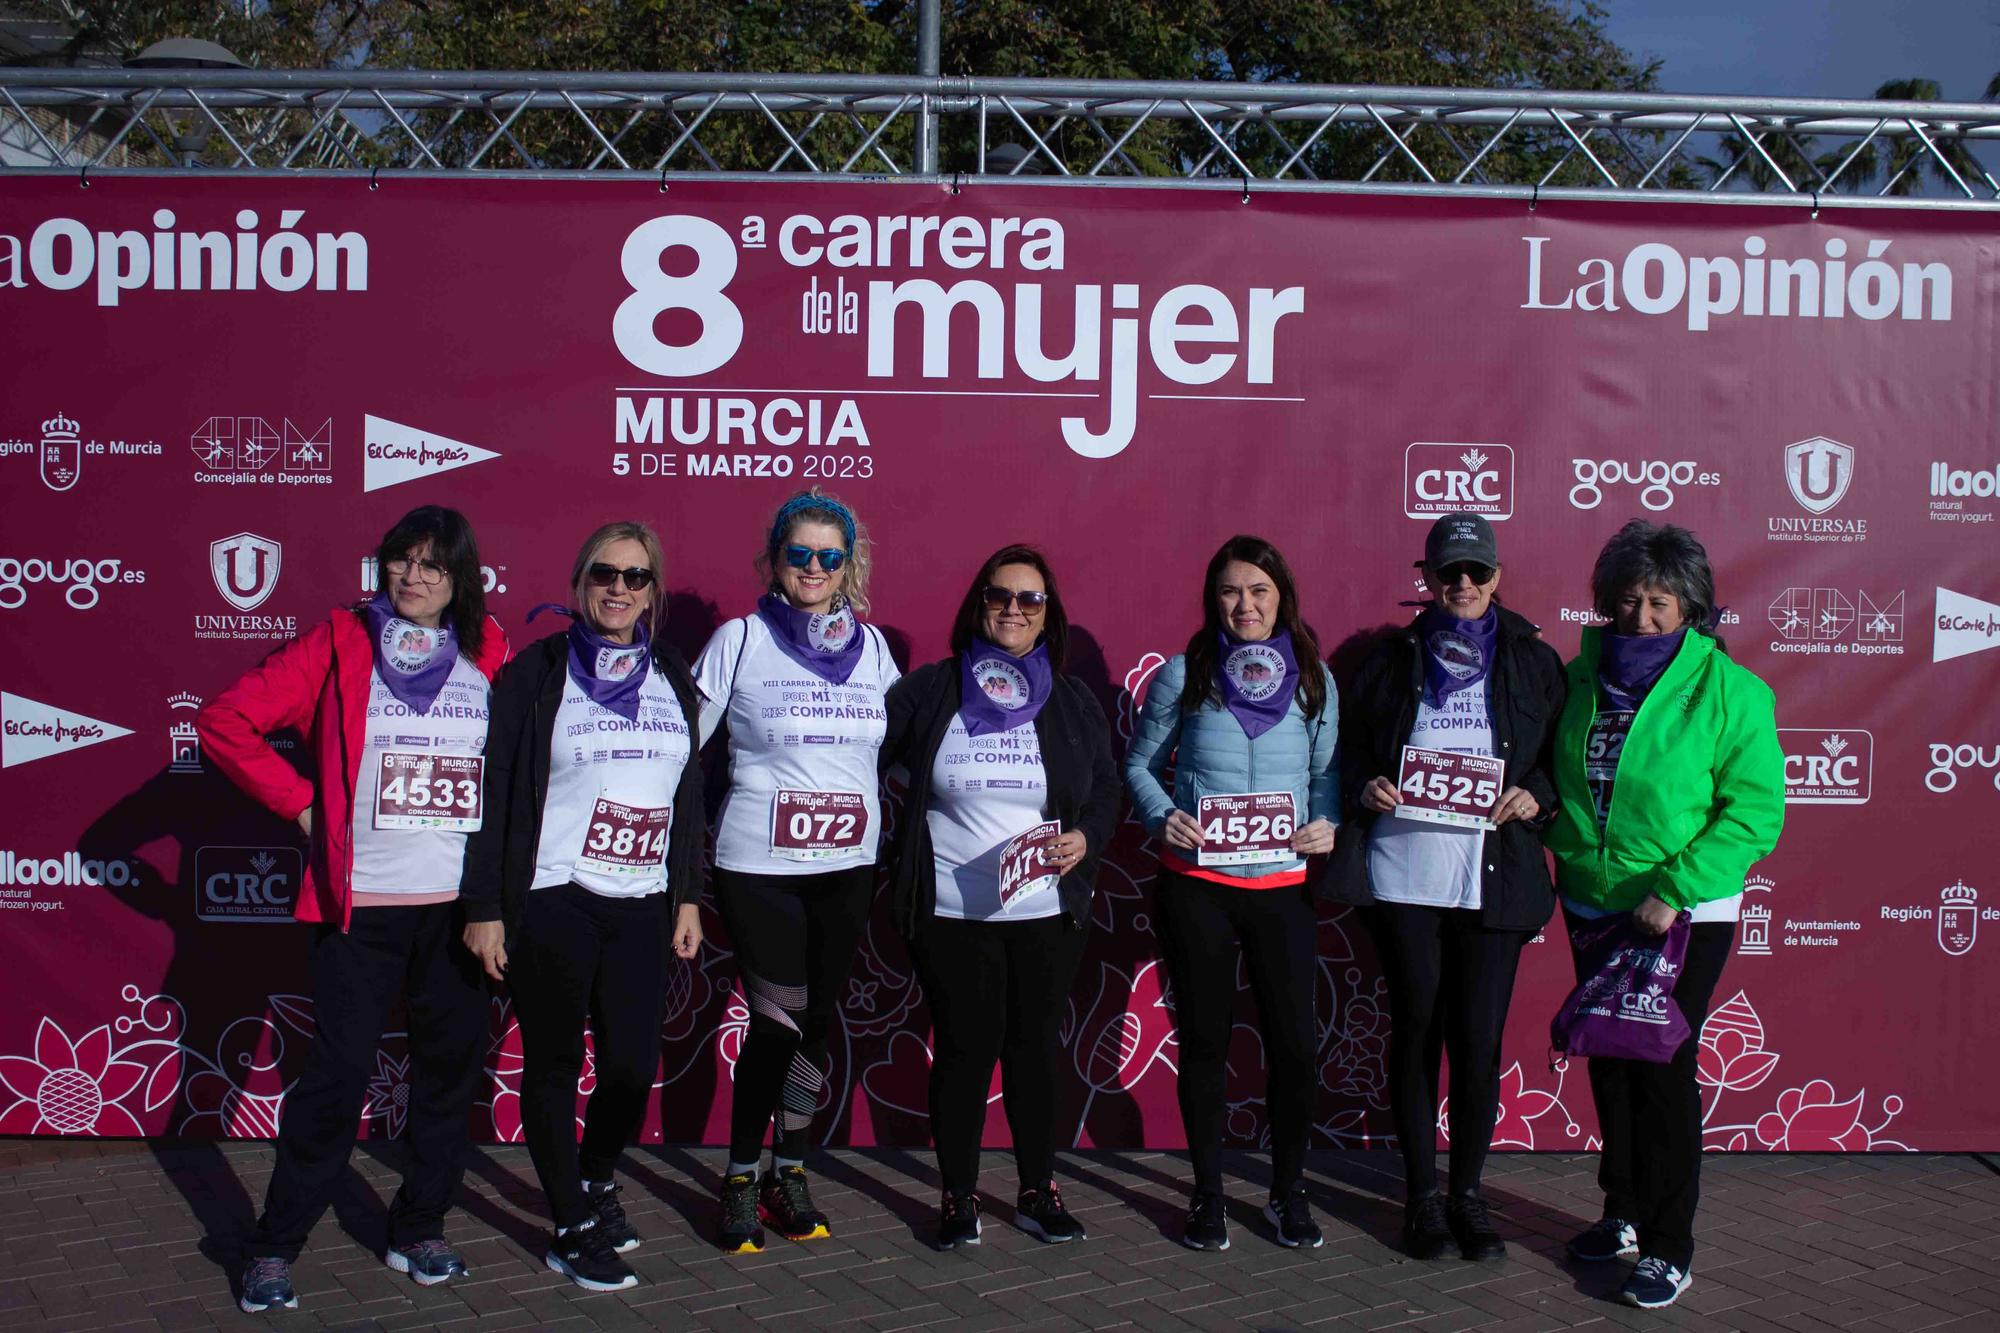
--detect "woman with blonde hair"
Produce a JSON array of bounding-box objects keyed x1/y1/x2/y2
[
  {"x1": 692, "y1": 488, "x2": 901, "y2": 1251},
  {"x1": 461, "y1": 521, "x2": 706, "y2": 1292}
]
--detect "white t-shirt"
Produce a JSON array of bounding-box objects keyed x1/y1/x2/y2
[
  {"x1": 532, "y1": 660, "x2": 692, "y2": 899},
  {"x1": 926, "y1": 712, "x2": 1058, "y2": 921},
  {"x1": 350, "y1": 657, "x2": 492, "y2": 896},
  {"x1": 1368, "y1": 678, "x2": 1493, "y2": 911},
  {"x1": 693, "y1": 612, "x2": 899, "y2": 874}
]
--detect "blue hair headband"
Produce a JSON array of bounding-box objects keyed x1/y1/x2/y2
[{"x1": 769, "y1": 492, "x2": 856, "y2": 552}]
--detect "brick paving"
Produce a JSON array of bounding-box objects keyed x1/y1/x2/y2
[{"x1": 1, "y1": 1140, "x2": 1995, "y2": 1331}]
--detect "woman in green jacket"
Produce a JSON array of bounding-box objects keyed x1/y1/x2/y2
[{"x1": 1545, "y1": 521, "x2": 1784, "y2": 1311}]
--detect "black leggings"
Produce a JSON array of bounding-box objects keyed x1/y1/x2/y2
[
  {"x1": 245, "y1": 902, "x2": 488, "y2": 1261},
  {"x1": 715, "y1": 865, "x2": 874, "y2": 1164},
  {"x1": 1567, "y1": 910, "x2": 1734, "y2": 1272},
  {"x1": 509, "y1": 883, "x2": 670, "y2": 1230},
  {"x1": 1153, "y1": 871, "x2": 1318, "y2": 1199},
  {"x1": 908, "y1": 913, "x2": 1087, "y2": 1196},
  {"x1": 1366, "y1": 901, "x2": 1530, "y2": 1199}
]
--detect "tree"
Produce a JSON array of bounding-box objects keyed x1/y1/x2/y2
[{"x1": 19, "y1": 0, "x2": 1662, "y2": 180}]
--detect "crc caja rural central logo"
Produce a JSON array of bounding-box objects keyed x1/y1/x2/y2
[
  {"x1": 1778, "y1": 728, "x2": 1872, "y2": 804},
  {"x1": 1404, "y1": 443, "x2": 1513, "y2": 520}
]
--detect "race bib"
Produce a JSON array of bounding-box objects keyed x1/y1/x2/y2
[
  {"x1": 577, "y1": 798, "x2": 671, "y2": 877},
  {"x1": 373, "y1": 752, "x2": 483, "y2": 831},
  {"x1": 769, "y1": 789, "x2": 869, "y2": 862},
  {"x1": 1584, "y1": 710, "x2": 1635, "y2": 782},
  {"x1": 997, "y1": 820, "x2": 1061, "y2": 910},
  {"x1": 1392, "y1": 746, "x2": 1503, "y2": 830},
  {"x1": 1196, "y1": 792, "x2": 1297, "y2": 866}
]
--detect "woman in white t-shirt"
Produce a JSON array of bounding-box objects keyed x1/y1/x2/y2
[
  {"x1": 691, "y1": 489, "x2": 900, "y2": 1253},
  {"x1": 1324, "y1": 513, "x2": 1564, "y2": 1264},
  {"x1": 460, "y1": 522, "x2": 705, "y2": 1294}
]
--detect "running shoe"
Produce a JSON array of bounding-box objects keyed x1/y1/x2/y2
[
  {"x1": 238, "y1": 1256, "x2": 297, "y2": 1313},
  {"x1": 545, "y1": 1220, "x2": 638, "y2": 1292},
  {"x1": 759, "y1": 1164, "x2": 833, "y2": 1241},
  {"x1": 1621, "y1": 1256, "x2": 1693, "y2": 1308},
  {"x1": 1013, "y1": 1181, "x2": 1086, "y2": 1243},
  {"x1": 584, "y1": 1179, "x2": 640, "y2": 1253},
  {"x1": 383, "y1": 1238, "x2": 468, "y2": 1285},
  {"x1": 1447, "y1": 1191, "x2": 1506, "y2": 1261},
  {"x1": 1182, "y1": 1191, "x2": 1230, "y2": 1251},
  {"x1": 1568, "y1": 1216, "x2": 1639, "y2": 1262},
  {"x1": 936, "y1": 1190, "x2": 983, "y2": 1250},
  {"x1": 1263, "y1": 1185, "x2": 1324, "y2": 1249},
  {"x1": 718, "y1": 1170, "x2": 765, "y2": 1253},
  {"x1": 1401, "y1": 1191, "x2": 1452, "y2": 1260}
]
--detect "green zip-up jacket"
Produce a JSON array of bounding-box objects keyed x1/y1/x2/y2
[{"x1": 1546, "y1": 627, "x2": 1784, "y2": 913}]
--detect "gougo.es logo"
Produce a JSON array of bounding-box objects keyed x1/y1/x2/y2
[
  {"x1": 1926, "y1": 742, "x2": 2000, "y2": 793},
  {"x1": 0, "y1": 556, "x2": 146, "y2": 610}
]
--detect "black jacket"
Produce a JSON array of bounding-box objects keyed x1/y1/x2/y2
[
  {"x1": 879, "y1": 659, "x2": 1119, "y2": 936},
  {"x1": 1322, "y1": 606, "x2": 1565, "y2": 931},
  {"x1": 461, "y1": 631, "x2": 706, "y2": 937}
]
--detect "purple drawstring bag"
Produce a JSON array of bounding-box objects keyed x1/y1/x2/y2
[{"x1": 1550, "y1": 912, "x2": 1692, "y2": 1063}]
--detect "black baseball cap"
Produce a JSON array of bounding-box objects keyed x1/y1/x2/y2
[{"x1": 1423, "y1": 512, "x2": 1499, "y2": 568}]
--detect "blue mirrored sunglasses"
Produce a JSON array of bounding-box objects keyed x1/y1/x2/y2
[{"x1": 783, "y1": 545, "x2": 847, "y2": 572}]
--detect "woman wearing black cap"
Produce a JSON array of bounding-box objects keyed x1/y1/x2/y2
[{"x1": 1325, "y1": 513, "x2": 1565, "y2": 1262}]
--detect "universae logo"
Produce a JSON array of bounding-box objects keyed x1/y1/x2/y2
[{"x1": 1404, "y1": 443, "x2": 1513, "y2": 520}]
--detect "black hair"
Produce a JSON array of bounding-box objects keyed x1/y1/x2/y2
[
  {"x1": 372, "y1": 505, "x2": 486, "y2": 660},
  {"x1": 947, "y1": 544, "x2": 1069, "y2": 671},
  {"x1": 1179, "y1": 535, "x2": 1328, "y2": 720},
  {"x1": 1590, "y1": 519, "x2": 1716, "y2": 634}
]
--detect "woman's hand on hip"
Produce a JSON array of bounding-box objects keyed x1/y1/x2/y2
[
  {"x1": 1160, "y1": 808, "x2": 1205, "y2": 850},
  {"x1": 1045, "y1": 830, "x2": 1088, "y2": 874},
  {"x1": 1290, "y1": 817, "x2": 1337, "y2": 855},
  {"x1": 672, "y1": 902, "x2": 703, "y2": 959},
  {"x1": 462, "y1": 919, "x2": 508, "y2": 981}
]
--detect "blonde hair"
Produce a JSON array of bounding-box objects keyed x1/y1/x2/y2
[
  {"x1": 755, "y1": 486, "x2": 873, "y2": 618},
  {"x1": 570, "y1": 521, "x2": 667, "y2": 640}
]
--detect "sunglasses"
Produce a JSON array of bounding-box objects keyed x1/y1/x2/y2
[
  {"x1": 782, "y1": 545, "x2": 848, "y2": 572},
  {"x1": 587, "y1": 563, "x2": 655, "y2": 591},
  {"x1": 1433, "y1": 562, "x2": 1496, "y2": 586},
  {"x1": 982, "y1": 586, "x2": 1049, "y2": 612}
]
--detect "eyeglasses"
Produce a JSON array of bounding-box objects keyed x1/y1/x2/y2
[
  {"x1": 587, "y1": 563, "x2": 656, "y2": 591},
  {"x1": 385, "y1": 556, "x2": 449, "y2": 587},
  {"x1": 1433, "y1": 562, "x2": 1496, "y2": 586},
  {"x1": 782, "y1": 545, "x2": 847, "y2": 572},
  {"x1": 982, "y1": 586, "x2": 1048, "y2": 612}
]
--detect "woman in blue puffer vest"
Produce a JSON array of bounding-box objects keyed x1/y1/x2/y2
[{"x1": 1125, "y1": 534, "x2": 1338, "y2": 1254}]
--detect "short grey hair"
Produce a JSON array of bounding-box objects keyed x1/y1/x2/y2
[{"x1": 1590, "y1": 520, "x2": 1715, "y2": 632}]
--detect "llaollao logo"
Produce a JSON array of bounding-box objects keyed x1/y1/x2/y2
[
  {"x1": 1224, "y1": 642, "x2": 1287, "y2": 700},
  {"x1": 973, "y1": 658, "x2": 1030, "y2": 709}
]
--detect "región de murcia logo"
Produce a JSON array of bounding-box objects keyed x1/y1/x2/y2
[{"x1": 0, "y1": 411, "x2": 163, "y2": 493}]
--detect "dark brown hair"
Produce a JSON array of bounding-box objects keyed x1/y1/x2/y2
[
  {"x1": 372, "y1": 505, "x2": 485, "y2": 661},
  {"x1": 1177, "y1": 534, "x2": 1327, "y2": 720},
  {"x1": 948, "y1": 544, "x2": 1069, "y2": 671}
]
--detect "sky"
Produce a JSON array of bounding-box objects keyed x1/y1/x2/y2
[{"x1": 1600, "y1": 0, "x2": 1999, "y2": 102}]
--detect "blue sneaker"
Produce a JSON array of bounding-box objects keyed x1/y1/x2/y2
[
  {"x1": 384, "y1": 1238, "x2": 468, "y2": 1286},
  {"x1": 238, "y1": 1256, "x2": 298, "y2": 1313},
  {"x1": 1621, "y1": 1256, "x2": 1693, "y2": 1308}
]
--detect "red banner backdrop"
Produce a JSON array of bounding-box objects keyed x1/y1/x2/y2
[{"x1": 1, "y1": 178, "x2": 1994, "y2": 1155}]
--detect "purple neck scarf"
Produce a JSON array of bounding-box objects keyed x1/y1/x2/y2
[
  {"x1": 1217, "y1": 628, "x2": 1298, "y2": 740},
  {"x1": 531, "y1": 603, "x2": 651, "y2": 723},
  {"x1": 958, "y1": 638, "x2": 1053, "y2": 737},
  {"x1": 363, "y1": 594, "x2": 458, "y2": 714},
  {"x1": 1598, "y1": 629, "x2": 1686, "y2": 711},
  {"x1": 1418, "y1": 605, "x2": 1497, "y2": 709},
  {"x1": 756, "y1": 592, "x2": 864, "y2": 685}
]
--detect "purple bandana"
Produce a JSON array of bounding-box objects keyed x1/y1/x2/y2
[
  {"x1": 1217, "y1": 628, "x2": 1298, "y2": 740},
  {"x1": 1418, "y1": 606, "x2": 1497, "y2": 709},
  {"x1": 531, "y1": 603, "x2": 651, "y2": 723},
  {"x1": 363, "y1": 594, "x2": 458, "y2": 714},
  {"x1": 756, "y1": 592, "x2": 864, "y2": 685},
  {"x1": 1598, "y1": 629, "x2": 1686, "y2": 711},
  {"x1": 958, "y1": 638, "x2": 1053, "y2": 737}
]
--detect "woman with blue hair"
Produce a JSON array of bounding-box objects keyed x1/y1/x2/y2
[{"x1": 692, "y1": 488, "x2": 901, "y2": 1252}]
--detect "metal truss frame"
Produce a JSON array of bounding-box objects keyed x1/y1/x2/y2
[{"x1": 4, "y1": 69, "x2": 1998, "y2": 209}]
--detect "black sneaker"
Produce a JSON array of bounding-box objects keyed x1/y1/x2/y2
[
  {"x1": 238, "y1": 1256, "x2": 297, "y2": 1313},
  {"x1": 1447, "y1": 1191, "x2": 1505, "y2": 1261},
  {"x1": 1622, "y1": 1256, "x2": 1693, "y2": 1308},
  {"x1": 1568, "y1": 1216, "x2": 1639, "y2": 1262},
  {"x1": 584, "y1": 1180, "x2": 640, "y2": 1253},
  {"x1": 545, "y1": 1221, "x2": 637, "y2": 1293},
  {"x1": 383, "y1": 1238, "x2": 468, "y2": 1285},
  {"x1": 1401, "y1": 1191, "x2": 1452, "y2": 1260},
  {"x1": 1182, "y1": 1191, "x2": 1230, "y2": 1251},
  {"x1": 936, "y1": 1190, "x2": 983, "y2": 1250},
  {"x1": 759, "y1": 1164, "x2": 832, "y2": 1241},
  {"x1": 1014, "y1": 1181, "x2": 1086, "y2": 1244},
  {"x1": 1263, "y1": 1186, "x2": 1324, "y2": 1249},
  {"x1": 718, "y1": 1171, "x2": 765, "y2": 1253}
]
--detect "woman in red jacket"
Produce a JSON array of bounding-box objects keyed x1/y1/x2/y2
[{"x1": 196, "y1": 505, "x2": 509, "y2": 1315}]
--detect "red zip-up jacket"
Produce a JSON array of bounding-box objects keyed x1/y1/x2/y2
[{"x1": 196, "y1": 606, "x2": 511, "y2": 930}]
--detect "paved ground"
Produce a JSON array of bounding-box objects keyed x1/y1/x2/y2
[{"x1": 1, "y1": 1139, "x2": 1995, "y2": 1331}]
